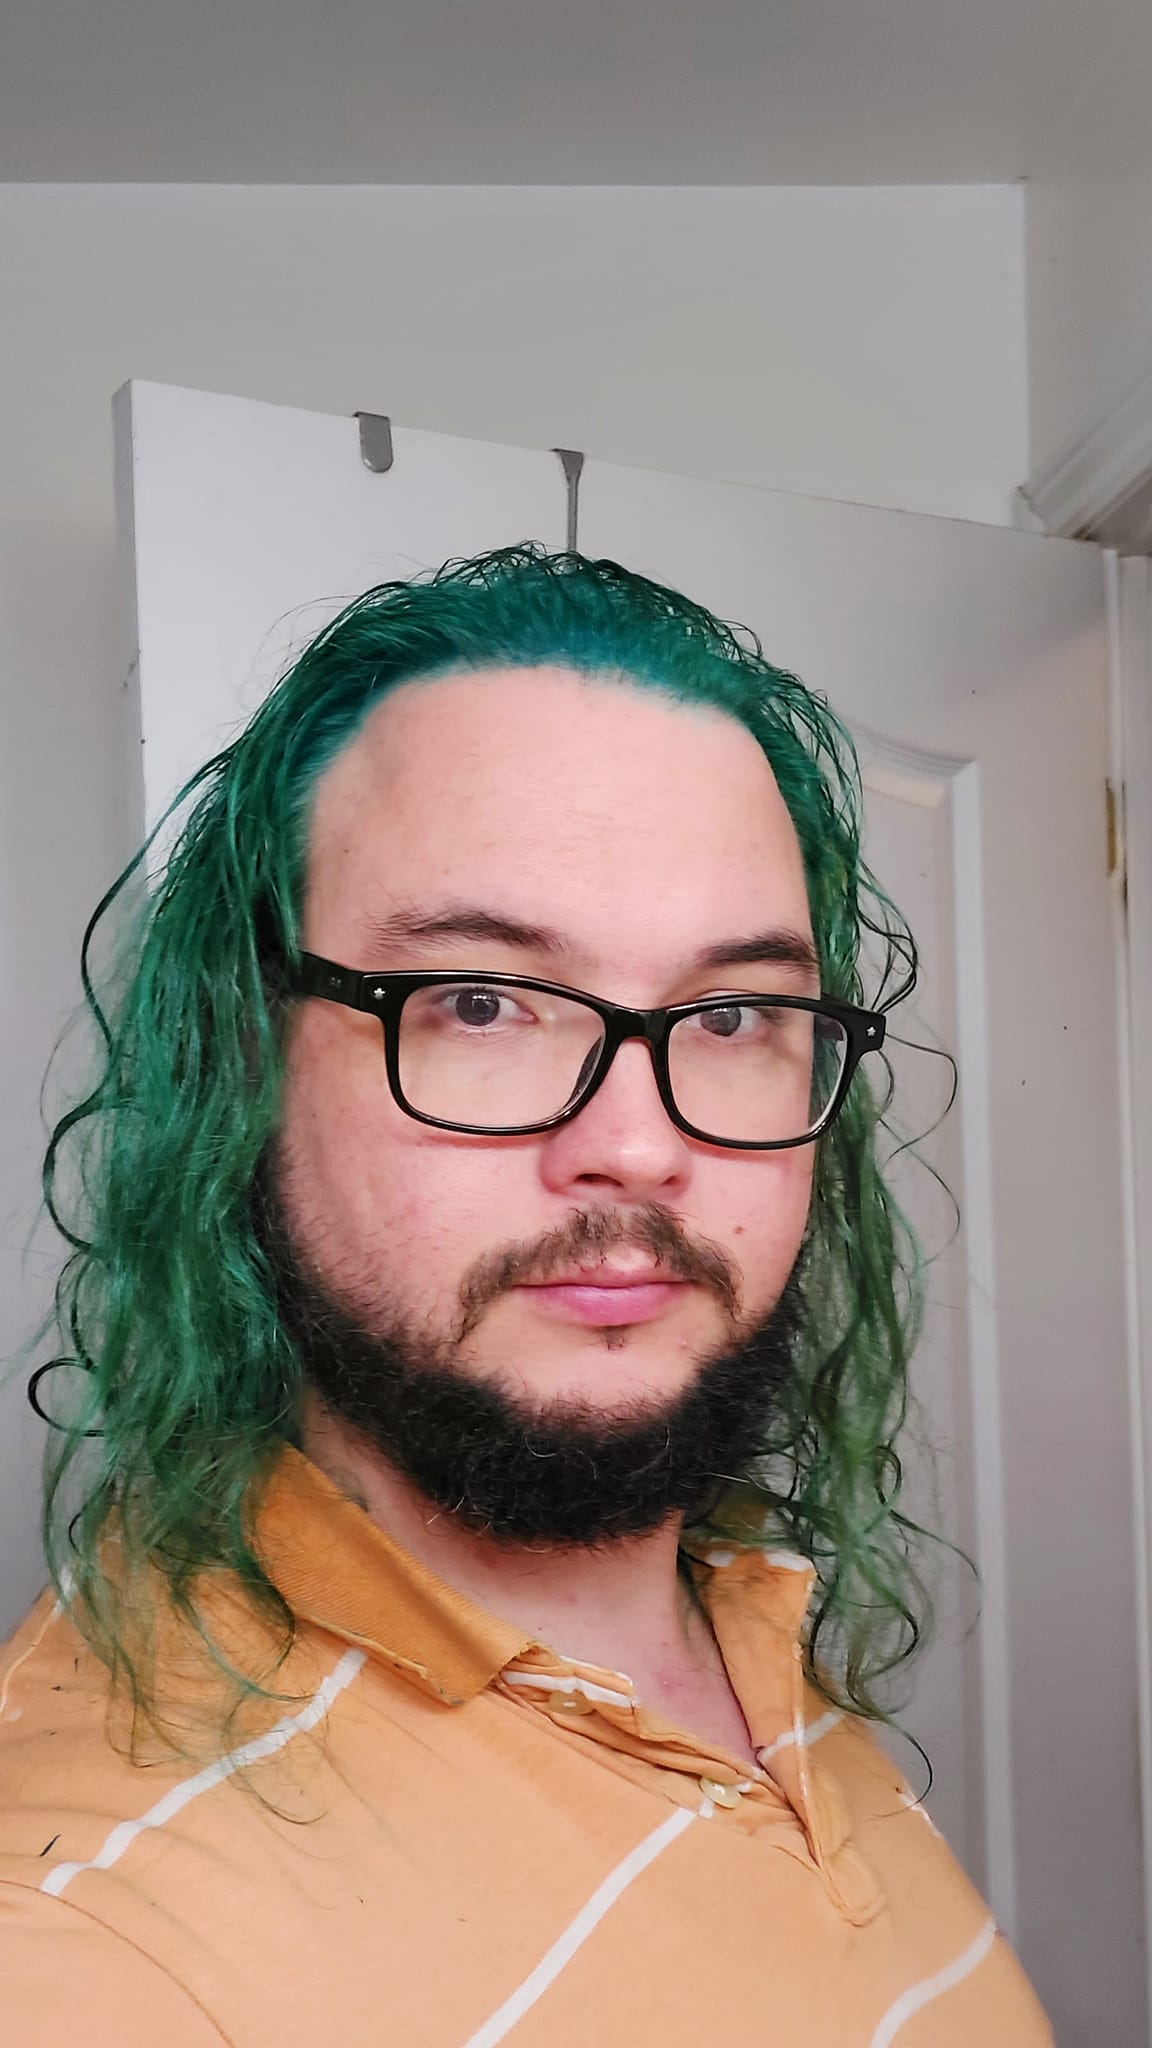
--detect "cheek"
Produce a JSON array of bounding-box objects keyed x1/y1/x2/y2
[
  {"x1": 277, "y1": 1010, "x2": 527, "y2": 1307},
  {"x1": 712, "y1": 1150, "x2": 814, "y2": 1310}
]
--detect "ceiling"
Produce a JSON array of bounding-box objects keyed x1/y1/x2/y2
[{"x1": 2, "y1": 0, "x2": 1144, "y2": 185}]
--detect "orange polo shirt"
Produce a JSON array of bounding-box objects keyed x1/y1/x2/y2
[{"x1": 0, "y1": 1448, "x2": 1050, "y2": 2046}]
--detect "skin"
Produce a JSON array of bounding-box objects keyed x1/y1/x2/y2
[{"x1": 281, "y1": 666, "x2": 817, "y2": 1765}]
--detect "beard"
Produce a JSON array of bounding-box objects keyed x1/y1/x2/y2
[{"x1": 258, "y1": 1182, "x2": 804, "y2": 1549}]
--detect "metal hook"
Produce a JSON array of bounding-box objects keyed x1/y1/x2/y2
[
  {"x1": 553, "y1": 448, "x2": 585, "y2": 552},
  {"x1": 355, "y1": 413, "x2": 395, "y2": 474}
]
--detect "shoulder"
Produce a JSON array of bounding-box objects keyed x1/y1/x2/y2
[
  {"x1": 0, "y1": 1580, "x2": 353, "y2": 1869},
  {"x1": 0, "y1": 1588, "x2": 109, "y2": 1777},
  {"x1": 0, "y1": 1595, "x2": 231, "y2": 2042},
  {"x1": 803, "y1": 1703, "x2": 1052, "y2": 2040},
  {"x1": 810, "y1": 1701, "x2": 1006, "y2": 1944},
  {"x1": 0, "y1": 1589, "x2": 143, "y2": 1868},
  {"x1": 0, "y1": 1880, "x2": 228, "y2": 2045}
]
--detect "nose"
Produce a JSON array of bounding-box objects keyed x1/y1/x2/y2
[{"x1": 537, "y1": 1035, "x2": 693, "y2": 1201}]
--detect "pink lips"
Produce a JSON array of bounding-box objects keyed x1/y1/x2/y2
[{"x1": 517, "y1": 1269, "x2": 688, "y2": 1327}]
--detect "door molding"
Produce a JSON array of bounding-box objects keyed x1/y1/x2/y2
[
  {"x1": 1110, "y1": 552, "x2": 1152, "y2": 2041},
  {"x1": 860, "y1": 728, "x2": 1016, "y2": 1930}
]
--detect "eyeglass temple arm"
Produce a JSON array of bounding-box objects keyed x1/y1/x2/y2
[{"x1": 296, "y1": 955, "x2": 369, "y2": 1007}]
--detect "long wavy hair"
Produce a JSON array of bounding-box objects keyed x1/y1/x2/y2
[{"x1": 40, "y1": 544, "x2": 926, "y2": 1741}]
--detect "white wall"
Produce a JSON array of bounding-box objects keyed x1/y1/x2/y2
[
  {"x1": 0, "y1": 181, "x2": 1028, "y2": 1632},
  {"x1": 1025, "y1": 4, "x2": 1152, "y2": 478}
]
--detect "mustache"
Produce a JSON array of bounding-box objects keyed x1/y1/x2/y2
[{"x1": 455, "y1": 1203, "x2": 742, "y2": 1341}]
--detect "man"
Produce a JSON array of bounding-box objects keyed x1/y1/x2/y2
[{"x1": 0, "y1": 547, "x2": 1049, "y2": 2043}]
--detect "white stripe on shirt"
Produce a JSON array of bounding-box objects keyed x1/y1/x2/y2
[
  {"x1": 42, "y1": 1646, "x2": 366, "y2": 1898},
  {"x1": 461, "y1": 1802, "x2": 709, "y2": 2048},
  {"x1": 869, "y1": 1918, "x2": 998, "y2": 2047}
]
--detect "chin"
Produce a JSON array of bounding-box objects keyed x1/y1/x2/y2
[{"x1": 494, "y1": 1332, "x2": 704, "y2": 1411}]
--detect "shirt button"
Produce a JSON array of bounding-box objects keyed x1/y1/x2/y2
[
  {"x1": 699, "y1": 1776, "x2": 744, "y2": 1808},
  {"x1": 553, "y1": 1692, "x2": 595, "y2": 1715}
]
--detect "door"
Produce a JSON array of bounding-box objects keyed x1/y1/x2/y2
[{"x1": 114, "y1": 379, "x2": 1144, "y2": 2047}]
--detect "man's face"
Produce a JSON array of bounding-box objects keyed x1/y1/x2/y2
[{"x1": 275, "y1": 666, "x2": 817, "y2": 1524}]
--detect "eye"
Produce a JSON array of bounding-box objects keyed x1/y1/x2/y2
[
  {"x1": 694, "y1": 1000, "x2": 790, "y2": 1040},
  {"x1": 445, "y1": 986, "x2": 518, "y2": 1029},
  {"x1": 698, "y1": 1002, "x2": 749, "y2": 1040}
]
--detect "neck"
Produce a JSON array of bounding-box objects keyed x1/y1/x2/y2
[{"x1": 301, "y1": 1394, "x2": 717, "y2": 1688}]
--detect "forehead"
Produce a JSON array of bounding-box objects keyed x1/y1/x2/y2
[{"x1": 303, "y1": 666, "x2": 810, "y2": 962}]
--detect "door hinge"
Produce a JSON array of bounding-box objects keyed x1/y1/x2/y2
[{"x1": 1107, "y1": 777, "x2": 1127, "y2": 889}]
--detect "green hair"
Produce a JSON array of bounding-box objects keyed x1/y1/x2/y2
[{"x1": 41, "y1": 544, "x2": 928, "y2": 1742}]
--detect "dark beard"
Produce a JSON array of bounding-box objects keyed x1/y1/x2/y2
[{"x1": 259, "y1": 1189, "x2": 804, "y2": 1549}]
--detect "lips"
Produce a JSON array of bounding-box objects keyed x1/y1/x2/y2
[
  {"x1": 516, "y1": 1266, "x2": 689, "y2": 1327},
  {"x1": 527, "y1": 1262, "x2": 677, "y2": 1289}
]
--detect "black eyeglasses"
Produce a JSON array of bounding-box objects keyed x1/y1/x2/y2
[{"x1": 293, "y1": 954, "x2": 885, "y2": 1151}]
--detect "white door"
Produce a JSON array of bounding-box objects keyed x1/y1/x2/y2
[{"x1": 115, "y1": 379, "x2": 1144, "y2": 2047}]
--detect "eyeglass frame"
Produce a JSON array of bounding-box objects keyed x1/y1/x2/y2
[{"x1": 292, "y1": 951, "x2": 887, "y2": 1151}]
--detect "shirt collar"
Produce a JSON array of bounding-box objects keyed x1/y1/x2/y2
[
  {"x1": 255, "y1": 1446, "x2": 536, "y2": 1704},
  {"x1": 683, "y1": 1541, "x2": 817, "y2": 1752},
  {"x1": 255, "y1": 1446, "x2": 816, "y2": 1711}
]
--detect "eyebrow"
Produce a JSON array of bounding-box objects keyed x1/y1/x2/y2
[{"x1": 361, "y1": 905, "x2": 820, "y2": 979}]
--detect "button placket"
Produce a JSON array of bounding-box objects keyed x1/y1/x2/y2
[{"x1": 501, "y1": 1660, "x2": 788, "y2": 1816}]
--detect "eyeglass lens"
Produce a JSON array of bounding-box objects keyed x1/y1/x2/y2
[{"x1": 396, "y1": 982, "x2": 849, "y2": 1141}]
